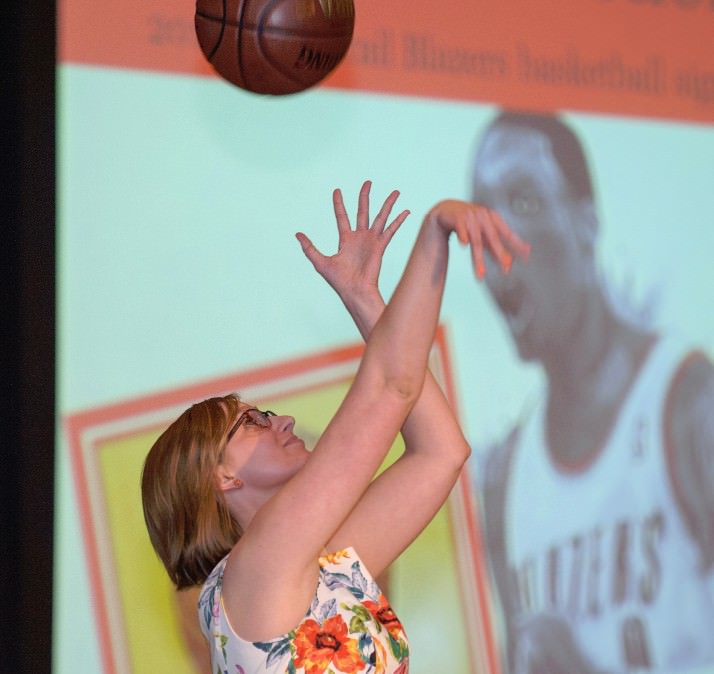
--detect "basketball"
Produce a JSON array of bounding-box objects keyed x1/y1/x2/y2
[{"x1": 195, "y1": 0, "x2": 355, "y2": 95}]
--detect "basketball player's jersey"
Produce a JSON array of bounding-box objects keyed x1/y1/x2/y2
[{"x1": 506, "y1": 337, "x2": 714, "y2": 671}]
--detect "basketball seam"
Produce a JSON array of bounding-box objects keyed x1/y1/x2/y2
[
  {"x1": 197, "y1": 17, "x2": 351, "y2": 39},
  {"x1": 236, "y1": 0, "x2": 250, "y2": 87},
  {"x1": 247, "y1": 0, "x2": 281, "y2": 92},
  {"x1": 196, "y1": 0, "x2": 226, "y2": 61}
]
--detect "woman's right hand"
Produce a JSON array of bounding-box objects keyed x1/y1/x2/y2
[
  {"x1": 295, "y1": 180, "x2": 409, "y2": 304},
  {"x1": 425, "y1": 199, "x2": 530, "y2": 280}
]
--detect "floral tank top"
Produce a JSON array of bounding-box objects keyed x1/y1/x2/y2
[{"x1": 198, "y1": 547, "x2": 409, "y2": 674}]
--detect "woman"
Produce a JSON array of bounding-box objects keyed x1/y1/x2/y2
[{"x1": 141, "y1": 181, "x2": 528, "y2": 673}]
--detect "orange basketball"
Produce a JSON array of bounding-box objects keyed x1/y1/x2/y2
[{"x1": 195, "y1": 0, "x2": 355, "y2": 95}]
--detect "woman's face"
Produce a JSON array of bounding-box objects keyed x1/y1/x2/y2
[{"x1": 218, "y1": 404, "x2": 309, "y2": 492}]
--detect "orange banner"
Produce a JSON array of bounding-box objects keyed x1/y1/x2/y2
[{"x1": 59, "y1": 0, "x2": 714, "y2": 123}]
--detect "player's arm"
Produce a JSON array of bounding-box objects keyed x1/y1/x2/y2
[
  {"x1": 668, "y1": 353, "x2": 714, "y2": 571},
  {"x1": 479, "y1": 433, "x2": 522, "y2": 671}
]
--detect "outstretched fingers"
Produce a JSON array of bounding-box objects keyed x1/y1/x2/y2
[
  {"x1": 334, "y1": 180, "x2": 409, "y2": 245},
  {"x1": 382, "y1": 207, "x2": 410, "y2": 245},
  {"x1": 355, "y1": 180, "x2": 372, "y2": 231},
  {"x1": 295, "y1": 231, "x2": 326, "y2": 271},
  {"x1": 371, "y1": 188, "x2": 400, "y2": 234},
  {"x1": 333, "y1": 188, "x2": 351, "y2": 237}
]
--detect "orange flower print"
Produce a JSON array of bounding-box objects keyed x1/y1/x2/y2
[
  {"x1": 363, "y1": 595, "x2": 404, "y2": 641},
  {"x1": 293, "y1": 615, "x2": 365, "y2": 674},
  {"x1": 319, "y1": 549, "x2": 350, "y2": 567}
]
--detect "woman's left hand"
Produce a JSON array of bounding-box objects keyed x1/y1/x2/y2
[
  {"x1": 296, "y1": 180, "x2": 410, "y2": 301},
  {"x1": 426, "y1": 199, "x2": 530, "y2": 280}
]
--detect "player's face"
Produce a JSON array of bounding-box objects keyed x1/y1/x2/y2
[
  {"x1": 472, "y1": 123, "x2": 595, "y2": 362},
  {"x1": 219, "y1": 404, "x2": 309, "y2": 492}
]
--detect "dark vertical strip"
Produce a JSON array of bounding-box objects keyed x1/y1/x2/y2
[{"x1": 0, "y1": 0, "x2": 56, "y2": 671}]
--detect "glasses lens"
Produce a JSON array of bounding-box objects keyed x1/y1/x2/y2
[
  {"x1": 228, "y1": 408, "x2": 275, "y2": 439},
  {"x1": 247, "y1": 408, "x2": 274, "y2": 428}
]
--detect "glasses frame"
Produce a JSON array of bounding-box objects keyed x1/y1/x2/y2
[{"x1": 226, "y1": 407, "x2": 276, "y2": 442}]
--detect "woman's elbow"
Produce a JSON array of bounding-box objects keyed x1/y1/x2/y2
[
  {"x1": 384, "y1": 372, "x2": 424, "y2": 408},
  {"x1": 450, "y1": 437, "x2": 471, "y2": 469}
]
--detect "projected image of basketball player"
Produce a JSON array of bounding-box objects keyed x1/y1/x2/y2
[{"x1": 469, "y1": 111, "x2": 714, "y2": 674}]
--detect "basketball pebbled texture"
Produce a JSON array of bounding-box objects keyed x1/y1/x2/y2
[{"x1": 195, "y1": 0, "x2": 355, "y2": 95}]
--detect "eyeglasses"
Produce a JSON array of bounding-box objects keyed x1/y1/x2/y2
[{"x1": 226, "y1": 407, "x2": 276, "y2": 441}]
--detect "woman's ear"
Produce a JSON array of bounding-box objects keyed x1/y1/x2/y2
[{"x1": 216, "y1": 469, "x2": 243, "y2": 492}]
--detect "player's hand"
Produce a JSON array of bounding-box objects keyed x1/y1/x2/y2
[
  {"x1": 513, "y1": 612, "x2": 613, "y2": 674},
  {"x1": 426, "y1": 199, "x2": 530, "y2": 280},
  {"x1": 296, "y1": 180, "x2": 410, "y2": 302}
]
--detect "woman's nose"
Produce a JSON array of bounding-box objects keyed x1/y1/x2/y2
[{"x1": 274, "y1": 415, "x2": 295, "y2": 432}]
